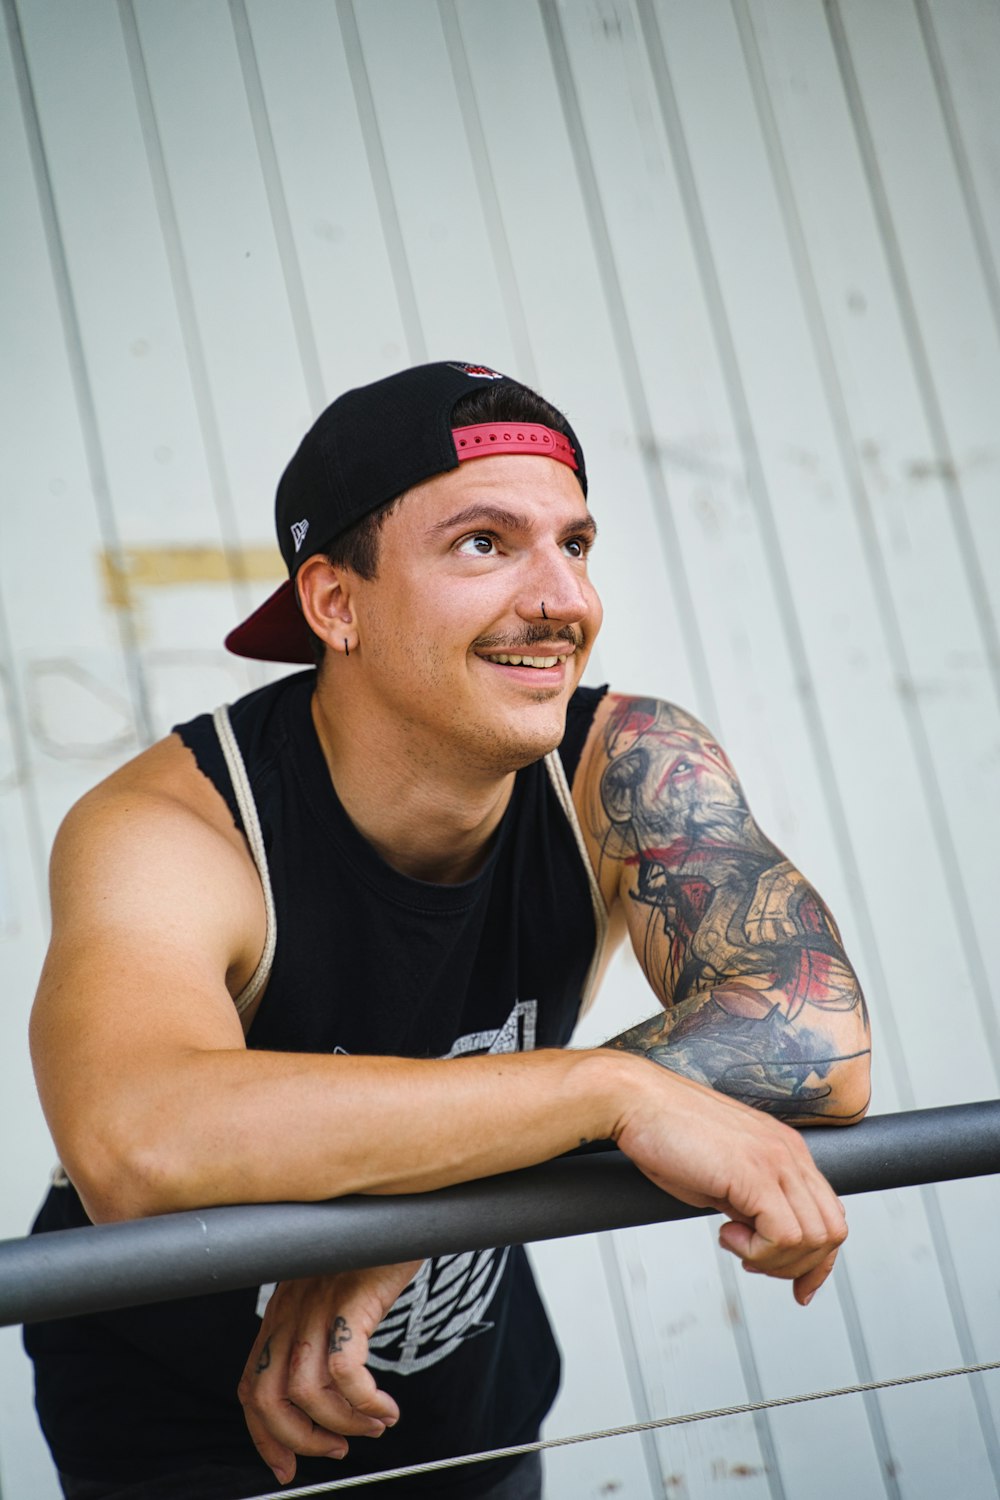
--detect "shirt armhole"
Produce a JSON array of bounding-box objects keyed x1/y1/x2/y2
[
  {"x1": 212, "y1": 705, "x2": 277, "y2": 1017},
  {"x1": 543, "y1": 749, "x2": 608, "y2": 1020}
]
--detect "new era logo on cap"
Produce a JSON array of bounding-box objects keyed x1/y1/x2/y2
[{"x1": 290, "y1": 518, "x2": 310, "y2": 553}]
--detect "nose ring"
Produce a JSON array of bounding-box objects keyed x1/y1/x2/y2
[{"x1": 541, "y1": 602, "x2": 548, "y2": 621}]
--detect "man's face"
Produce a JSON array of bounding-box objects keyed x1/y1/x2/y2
[{"x1": 346, "y1": 454, "x2": 603, "y2": 775}]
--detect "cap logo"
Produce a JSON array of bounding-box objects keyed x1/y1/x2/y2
[
  {"x1": 449, "y1": 362, "x2": 505, "y2": 380},
  {"x1": 290, "y1": 518, "x2": 310, "y2": 553}
]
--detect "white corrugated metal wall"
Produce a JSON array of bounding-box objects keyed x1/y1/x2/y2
[{"x1": 1, "y1": 1, "x2": 998, "y2": 1495}]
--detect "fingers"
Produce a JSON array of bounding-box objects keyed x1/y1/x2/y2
[
  {"x1": 239, "y1": 1323, "x2": 361, "y2": 1484},
  {"x1": 716, "y1": 1132, "x2": 848, "y2": 1302},
  {"x1": 618, "y1": 1067, "x2": 848, "y2": 1306},
  {"x1": 238, "y1": 1270, "x2": 414, "y2": 1483}
]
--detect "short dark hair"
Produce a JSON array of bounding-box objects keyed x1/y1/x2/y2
[{"x1": 307, "y1": 375, "x2": 577, "y2": 664}]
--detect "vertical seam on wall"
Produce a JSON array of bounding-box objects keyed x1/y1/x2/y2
[
  {"x1": 743, "y1": 1, "x2": 1000, "y2": 1482},
  {"x1": 438, "y1": 0, "x2": 538, "y2": 386},
  {"x1": 833, "y1": 1256, "x2": 904, "y2": 1500},
  {"x1": 917, "y1": 1180, "x2": 1000, "y2": 1479},
  {"x1": 116, "y1": 0, "x2": 257, "y2": 635},
  {"x1": 228, "y1": 0, "x2": 327, "y2": 415},
  {"x1": 598, "y1": 1235, "x2": 672, "y2": 1499},
  {"x1": 0, "y1": 590, "x2": 48, "y2": 919},
  {"x1": 913, "y1": 0, "x2": 1000, "y2": 345},
  {"x1": 4, "y1": 0, "x2": 153, "y2": 747},
  {"x1": 538, "y1": 0, "x2": 719, "y2": 731},
  {"x1": 824, "y1": 0, "x2": 1000, "y2": 713},
  {"x1": 335, "y1": 0, "x2": 427, "y2": 365},
  {"x1": 713, "y1": 1250, "x2": 789, "y2": 1500}
]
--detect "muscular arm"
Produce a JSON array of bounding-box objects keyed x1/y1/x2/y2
[
  {"x1": 31, "y1": 749, "x2": 618, "y2": 1222},
  {"x1": 29, "y1": 734, "x2": 687, "y2": 1224},
  {"x1": 580, "y1": 695, "x2": 871, "y2": 1123}
]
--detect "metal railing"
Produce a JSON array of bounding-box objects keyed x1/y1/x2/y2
[{"x1": 3, "y1": 1100, "x2": 1000, "y2": 1327}]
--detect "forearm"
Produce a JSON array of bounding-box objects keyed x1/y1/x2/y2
[
  {"x1": 605, "y1": 982, "x2": 870, "y2": 1125},
  {"x1": 63, "y1": 1043, "x2": 638, "y2": 1222}
]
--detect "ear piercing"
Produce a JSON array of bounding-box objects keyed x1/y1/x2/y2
[{"x1": 344, "y1": 638, "x2": 350, "y2": 657}]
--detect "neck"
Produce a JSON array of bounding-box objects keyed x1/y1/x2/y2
[{"x1": 310, "y1": 687, "x2": 517, "y2": 884}]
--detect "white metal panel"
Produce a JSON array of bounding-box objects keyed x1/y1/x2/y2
[
  {"x1": 349, "y1": 0, "x2": 523, "y2": 366},
  {"x1": 925, "y1": 0, "x2": 1000, "y2": 293},
  {"x1": 2, "y1": 1, "x2": 999, "y2": 1496},
  {"x1": 531, "y1": 1234, "x2": 658, "y2": 1499},
  {"x1": 242, "y1": 0, "x2": 414, "y2": 393},
  {"x1": 15, "y1": 0, "x2": 265, "y2": 736},
  {"x1": 1, "y1": 6, "x2": 136, "y2": 1493},
  {"x1": 130, "y1": 0, "x2": 315, "y2": 530},
  {"x1": 835, "y1": 0, "x2": 1000, "y2": 667}
]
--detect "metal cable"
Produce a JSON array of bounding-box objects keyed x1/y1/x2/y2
[{"x1": 245, "y1": 1357, "x2": 1000, "y2": 1498}]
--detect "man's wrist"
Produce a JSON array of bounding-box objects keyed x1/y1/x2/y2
[{"x1": 571, "y1": 1046, "x2": 659, "y2": 1148}]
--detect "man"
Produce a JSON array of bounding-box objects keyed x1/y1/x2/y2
[{"x1": 26, "y1": 361, "x2": 870, "y2": 1500}]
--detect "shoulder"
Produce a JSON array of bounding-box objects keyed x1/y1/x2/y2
[
  {"x1": 56, "y1": 731, "x2": 243, "y2": 855},
  {"x1": 49, "y1": 732, "x2": 263, "y2": 960},
  {"x1": 571, "y1": 693, "x2": 743, "y2": 899},
  {"x1": 574, "y1": 692, "x2": 733, "y2": 802}
]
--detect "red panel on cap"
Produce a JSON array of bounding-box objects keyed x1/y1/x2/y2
[{"x1": 452, "y1": 423, "x2": 578, "y2": 470}]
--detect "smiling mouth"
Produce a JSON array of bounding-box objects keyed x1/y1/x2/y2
[{"x1": 481, "y1": 653, "x2": 570, "y2": 669}]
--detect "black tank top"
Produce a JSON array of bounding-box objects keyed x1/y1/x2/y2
[{"x1": 25, "y1": 673, "x2": 608, "y2": 1496}]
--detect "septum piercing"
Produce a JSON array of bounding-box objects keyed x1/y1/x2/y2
[{"x1": 541, "y1": 602, "x2": 548, "y2": 620}]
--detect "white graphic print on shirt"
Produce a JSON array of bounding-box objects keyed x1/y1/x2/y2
[{"x1": 257, "y1": 999, "x2": 538, "y2": 1375}]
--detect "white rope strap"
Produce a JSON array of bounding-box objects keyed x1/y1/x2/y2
[
  {"x1": 543, "y1": 749, "x2": 608, "y2": 1018},
  {"x1": 246, "y1": 1357, "x2": 1000, "y2": 1498},
  {"x1": 212, "y1": 705, "x2": 277, "y2": 1016}
]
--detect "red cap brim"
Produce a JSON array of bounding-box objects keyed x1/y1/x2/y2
[{"x1": 225, "y1": 580, "x2": 315, "y2": 664}]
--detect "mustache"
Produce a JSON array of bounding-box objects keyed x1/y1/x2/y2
[{"x1": 473, "y1": 623, "x2": 583, "y2": 652}]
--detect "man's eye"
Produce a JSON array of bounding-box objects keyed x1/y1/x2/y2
[
  {"x1": 563, "y1": 537, "x2": 590, "y2": 559},
  {"x1": 456, "y1": 534, "x2": 497, "y2": 556}
]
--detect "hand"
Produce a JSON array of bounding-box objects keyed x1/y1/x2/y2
[
  {"x1": 237, "y1": 1260, "x2": 422, "y2": 1485},
  {"x1": 613, "y1": 1065, "x2": 847, "y2": 1305}
]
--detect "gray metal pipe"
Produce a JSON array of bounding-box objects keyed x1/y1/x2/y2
[{"x1": 4, "y1": 1100, "x2": 999, "y2": 1328}]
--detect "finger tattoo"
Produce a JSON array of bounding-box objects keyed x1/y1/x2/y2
[
  {"x1": 328, "y1": 1316, "x2": 353, "y2": 1356},
  {"x1": 255, "y1": 1337, "x2": 272, "y2": 1375}
]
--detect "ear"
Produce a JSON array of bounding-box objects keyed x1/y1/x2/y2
[{"x1": 296, "y1": 556, "x2": 359, "y2": 658}]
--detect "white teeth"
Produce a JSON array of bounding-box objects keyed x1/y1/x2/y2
[{"x1": 485, "y1": 653, "x2": 567, "y2": 668}]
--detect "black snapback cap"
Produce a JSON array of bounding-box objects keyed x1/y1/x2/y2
[{"x1": 226, "y1": 360, "x2": 587, "y2": 663}]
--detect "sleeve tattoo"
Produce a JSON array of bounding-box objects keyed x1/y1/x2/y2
[{"x1": 592, "y1": 698, "x2": 871, "y2": 1121}]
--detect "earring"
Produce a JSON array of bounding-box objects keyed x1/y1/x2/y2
[{"x1": 344, "y1": 638, "x2": 350, "y2": 657}]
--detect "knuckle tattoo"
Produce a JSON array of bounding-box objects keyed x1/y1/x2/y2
[{"x1": 328, "y1": 1315, "x2": 353, "y2": 1357}]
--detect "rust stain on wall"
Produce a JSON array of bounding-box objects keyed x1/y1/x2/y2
[{"x1": 100, "y1": 545, "x2": 284, "y2": 608}]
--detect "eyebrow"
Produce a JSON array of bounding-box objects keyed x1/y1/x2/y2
[{"x1": 428, "y1": 504, "x2": 598, "y2": 541}]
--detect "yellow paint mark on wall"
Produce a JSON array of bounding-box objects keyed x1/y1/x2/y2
[{"x1": 100, "y1": 545, "x2": 284, "y2": 608}]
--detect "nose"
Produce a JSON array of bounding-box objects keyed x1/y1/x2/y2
[{"x1": 515, "y1": 545, "x2": 594, "y2": 628}]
